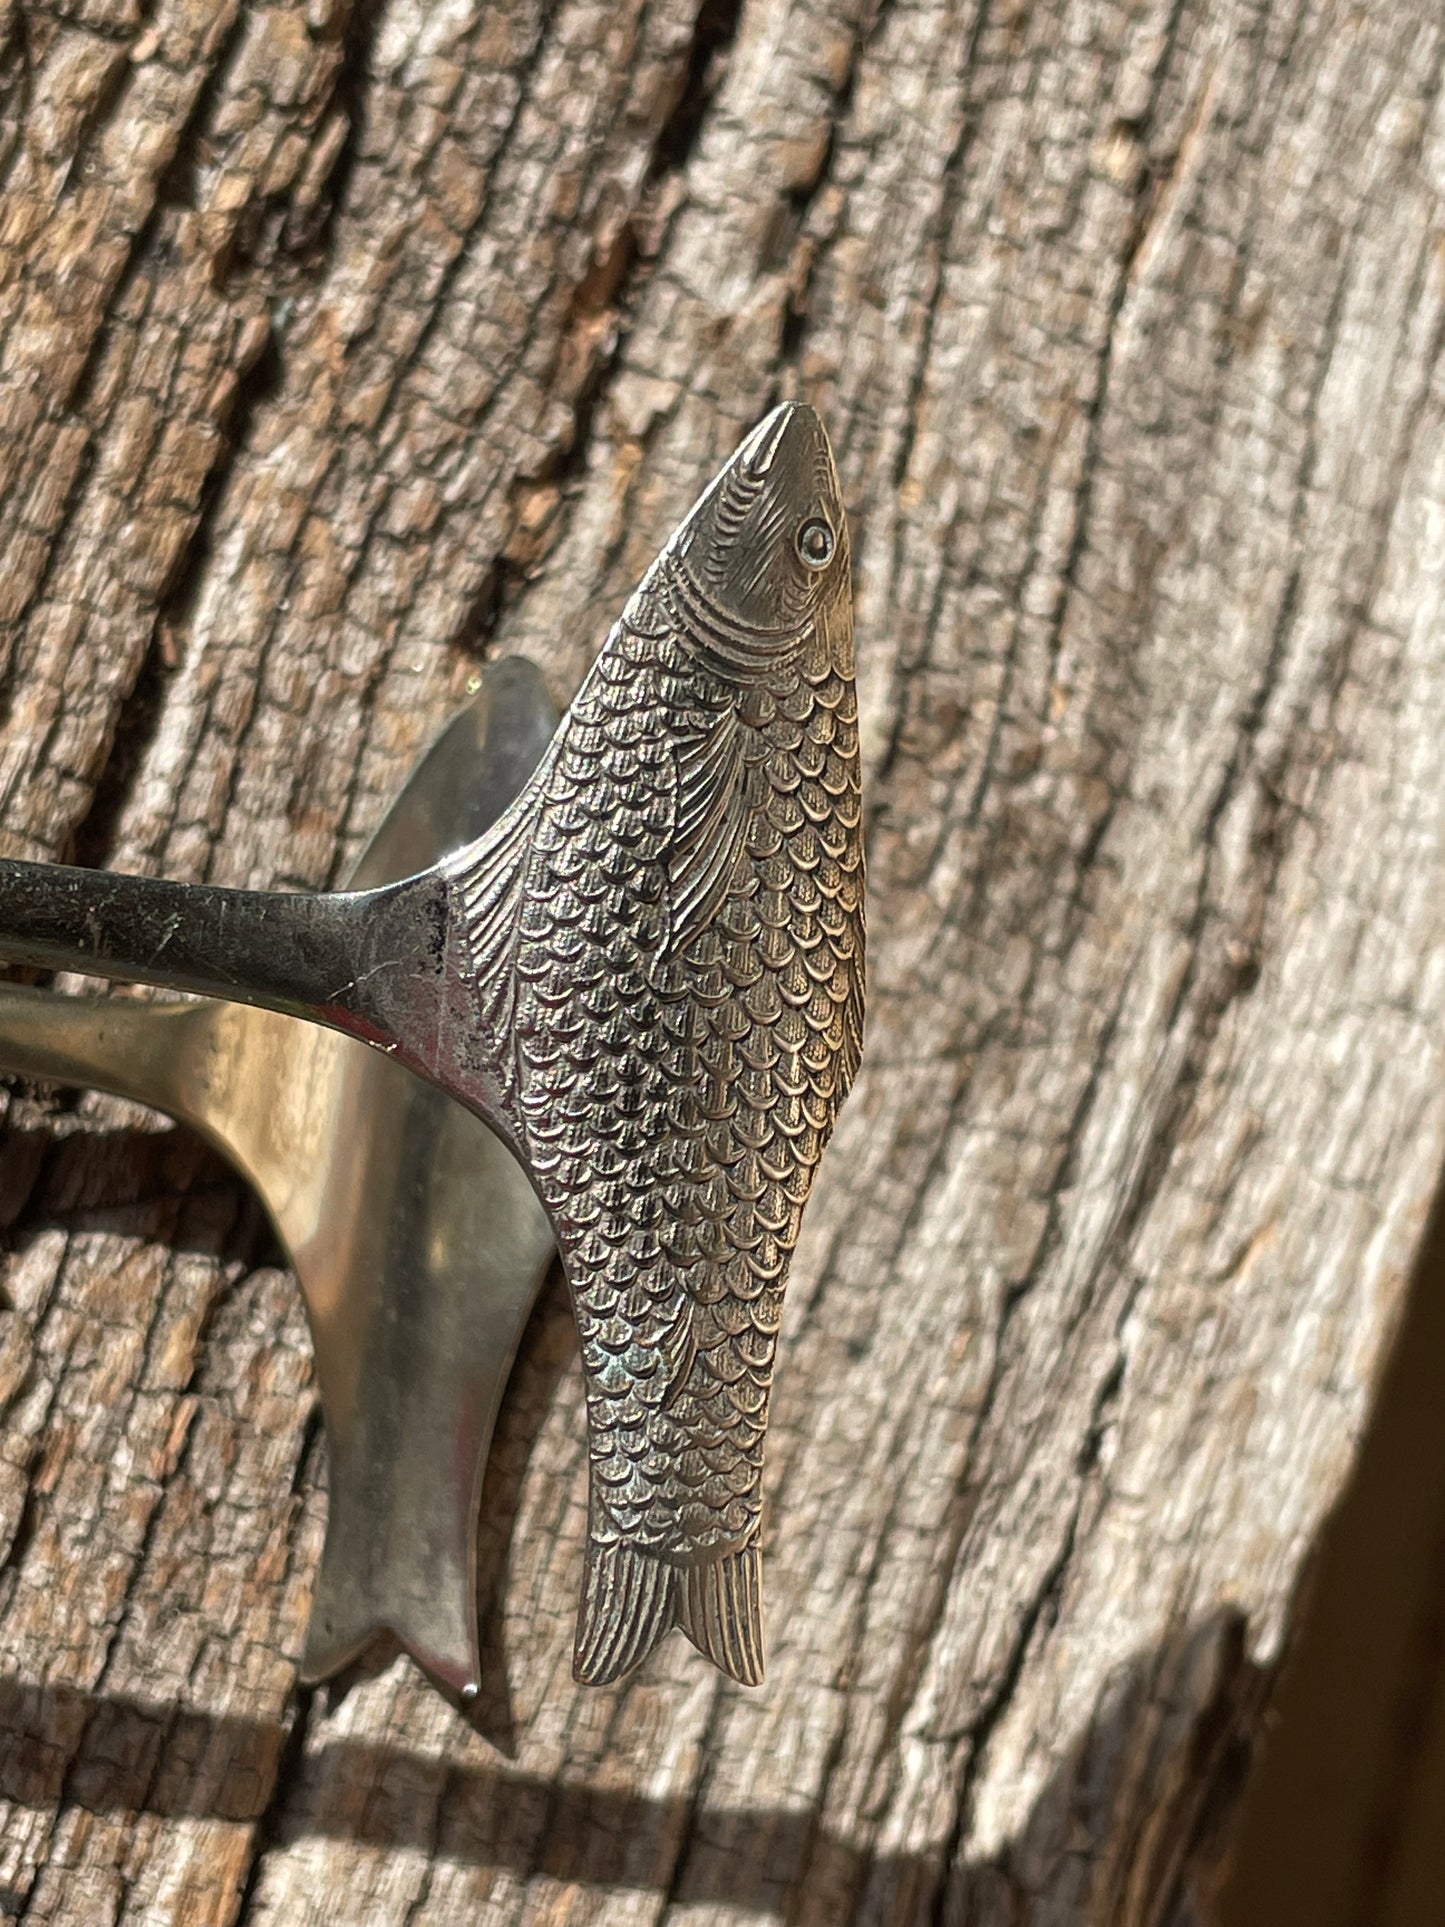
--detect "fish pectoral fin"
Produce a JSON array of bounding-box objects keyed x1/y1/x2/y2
[
  {"x1": 573, "y1": 1540, "x2": 678, "y2": 1685},
  {"x1": 660, "y1": 1315, "x2": 699, "y2": 1412},
  {"x1": 676, "y1": 1543, "x2": 764, "y2": 1686},
  {"x1": 665, "y1": 703, "x2": 749, "y2": 957}
]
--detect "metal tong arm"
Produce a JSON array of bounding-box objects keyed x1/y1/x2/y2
[
  {"x1": 0, "y1": 982, "x2": 206, "y2": 1118},
  {"x1": 0, "y1": 857, "x2": 448, "y2": 1052}
]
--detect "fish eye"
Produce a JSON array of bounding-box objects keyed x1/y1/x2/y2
[{"x1": 795, "y1": 518, "x2": 836, "y2": 570}]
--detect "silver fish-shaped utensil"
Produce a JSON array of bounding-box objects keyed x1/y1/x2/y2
[
  {"x1": 0, "y1": 401, "x2": 866, "y2": 1685},
  {"x1": 0, "y1": 661, "x2": 557, "y2": 1697}
]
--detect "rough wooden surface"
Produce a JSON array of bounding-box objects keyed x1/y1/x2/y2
[{"x1": 1, "y1": 0, "x2": 1443, "y2": 1919}]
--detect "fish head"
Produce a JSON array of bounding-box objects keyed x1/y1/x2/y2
[{"x1": 670, "y1": 402, "x2": 853, "y2": 677}]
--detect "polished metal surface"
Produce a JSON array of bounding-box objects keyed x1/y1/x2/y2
[
  {"x1": 0, "y1": 660, "x2": 558, "y2": 1698},
  {"x1": 0, "y1": 402, "x2": 866, "y2": 1686}
]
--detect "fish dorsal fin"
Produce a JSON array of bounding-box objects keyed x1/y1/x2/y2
[{"x1": 666, "y1": 701, "x2": 749, "y2": 958}]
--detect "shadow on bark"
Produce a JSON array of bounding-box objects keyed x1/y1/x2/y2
[
  {"x1": 1219, "y1": 1181, "x2": 1445, "y2": 1927},
  {"x1": 0, "y1": 1609, "x2": 1267, "y2": 1923},
  {"x1": 0, "y1": 1115, "x2": 261, "y2": 1264}
]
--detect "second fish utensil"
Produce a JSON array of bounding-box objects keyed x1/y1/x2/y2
[{"x1": 0, "y1": 659, "x2": 557, "y2": 1698}]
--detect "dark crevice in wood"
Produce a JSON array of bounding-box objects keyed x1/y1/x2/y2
[
  {"x1": 207, "y1": 1313, "x2": 322, "y2": 1918},
  {"x1": 993, "y1": 963, "x2": 1128, "y2": 1333},
  {"x1": 66, "y1": 625, "x2": 170, "y2": 875},
  {"x1": 0, "y1": 6, "x2": 254, "y2": 735},
  {"x1": 232, "y1": 1686, "x2": 316, "y2": 1927},
  {"x1": 65, "y1": 6, "x2": 251, "y2": 387},
  {"x1": 482, "y1": 228, "x2": 645, "y2": 640},
  {"x1": 282, "y1": 0, "x2": 385, "y2": 268},
  {"x1": 528, "y1": 0, "x2": 749, "y2": 483},
  {"x1": 0, "y1": 1456, "x2": 44, "y2": 1582},
  {"x1": 301, "y1": 0, "x2": 581, "y2": 882},
  {"x1": 13, "y1": 1694, "x2": 100, "y2": 1917},
  {"x1": 1173, "y1": 1623, "x2": 1273, "y2": 1922},
  {"x1": 176, "y1": 324, "x2": 290, "y2": 612},
  {"x1": 65, "y1": 322, "x2": 285, "y2": 875},
  {"x1": 470, "y1": 1263, "x2": 574, "y2": 1753},
  {"x1": 873, "y1": 0, "x2": 993, "y2": 800},
  {"x1": 285, "y1": 1385, "x2": 325, "y2": 1506},
  {"x1": 798, "y1": 1129, "x2": 991, "y2": 1746},
  {"x1": 146, "y1": 7, "x2": 251, "y2": 220},
  {"x1": 396, "y1": 1766, "x2": 452, "y2": 1927},
  {"x1": 776, "y1": 0, "x2": 884, "y2": 375},
  {"x1": 1037, "y1": 0, "x2": 1193, "y2": 699},
  {"x1": 646, "y1": 0, "x2": 744, "y2": 183},
  {"x1": 1151, "y1": 122, "x2": 1369, "y2": 1088},
  {"x1": 648, "y1": 1689, "x2": 728, "y2": 1917},
  {"x1": 445, "y1": 0, "x2": 750, "y2": 670},
  {"x1": 884, "y1": 0, "x2": 993, "y2": 503},
  {"x1": 0, "y1": 4, "x2": 35, "y2": 190},
  {"x1": 1090, "y1": 1613, "x2": 1267, "y2": 1927},
  {"x1": 898, "y1": 946, "x2": 1159, "y2": 1910},
  {"x1": 55, "y1": 35, "x2": 134, "y2": 198},
  {"x1": 791, "y1": 1009, "x2": 1052, "y2": 1809},
  {"x1": 1076, "y1": 1344, "x2": 1126, "y2": 1481},
  {"x1": 930, "y1": 1499, "x2": 1086, "y2": 1925},
  {"x1": 0, "y1": 434, "x2": 99, "y2": 736},
  {"x1": 1306, "y1": 139, "x2": 1445, "y2": 745},
  {"x1": 448, "y1": 557, "x2": 506, "y2": 665},
  {"x1": 781, "y1": 1702, "x2": 858, "y2": 1927},
  {"x1": 352, "y1": 0, "x2": 566, "y2": 457}
]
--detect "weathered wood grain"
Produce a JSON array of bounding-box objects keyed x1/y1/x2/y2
[{"x1": 2, "y1": 0, "x2": 1443, "y2": 1918}]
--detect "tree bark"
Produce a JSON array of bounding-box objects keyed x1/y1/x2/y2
[{"x1": 1, "y1": 0, "x2": 1442, "y2": 1919}]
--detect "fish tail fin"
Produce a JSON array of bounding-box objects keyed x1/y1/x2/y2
[
  {"x1": 301, "y1": 1565, "x2": 384, "y2": 1689},
  {"x1": 302, "y1": 1585, "x2": 480, "y2": 1702},
  {"x1": 301, "y1": 1473, "x2": 482, "y2": 1698},
  {"x1": 573, "y1": 1540, "x2": 678, "y2": 1685},
  {"x1": 572, "y1": 1539, "x2": 767, "y2": 1688},
  {"x1": 676, "y1": 1544, "x2": 765, "y2": 1686}
]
